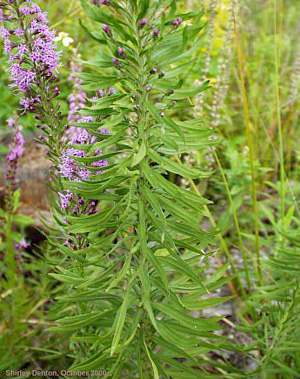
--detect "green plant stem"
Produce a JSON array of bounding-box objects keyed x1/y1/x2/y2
[
  {"x1": 232, "y1": 2, "x2": 263, "y2": 286},
  {"x1": 133, "y1": 8, "x2": 152, "y2": 375},
  {"x1": 273, "y1": 0, "x2": 285, "y2": 247},
  {"x1": 212, "y1": 149, "x2": 252, "y2": 293},
  {"x1": 2, "y1": 212, "x2": 19, "y2": 359}
]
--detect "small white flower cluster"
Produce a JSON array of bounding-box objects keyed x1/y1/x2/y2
[{"x1": 54, "y1": 31, "x2": 74, "y2": 47}]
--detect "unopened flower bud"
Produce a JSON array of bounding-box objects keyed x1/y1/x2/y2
[
  {"x1": 140, "y1": 18, "x2": 147, "y2": 27},
  {"x1": 118, "y1": 46, "x2": 125, "y2": 56},
  {"x1": 102, "y1": 23, "x2": 111, "y2": 36},
  {"x1": 171, "y1": 17, "x2": 182, "y2": 27}
]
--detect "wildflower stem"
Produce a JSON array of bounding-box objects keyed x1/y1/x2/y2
[
  {"x1": 212, "y1": 149, "x2": 252, "y2": 294},
  {"x1": 232, "y1": 2, "x2": 263, "y2": 286},
  {"x1": 273, "y1": 0, "x2": 285, "y2": 249}
]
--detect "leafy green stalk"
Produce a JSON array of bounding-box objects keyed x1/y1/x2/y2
[{"x1": 48, "y1": 0, "x2": 237, "y2": 376}]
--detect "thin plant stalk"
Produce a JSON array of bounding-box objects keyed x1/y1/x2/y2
[
  {"x1": 232, "y1": 1, "x2": 263, "y2": 285},
  {"x1": 250, "y1": 100, "x2": 300, "y2": 217},
  {"x1": 273, "y1": 0, "x2": 286, "y2": 246},
  {"x1": 212, "y1": 149, "x2": 252, "y2": 293}
]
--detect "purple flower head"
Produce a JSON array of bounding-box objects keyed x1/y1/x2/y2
[
  {"x1": 82, "y1": 116, "x2": 93, "y2": 123},
  {"x1": 112, "y1": 57, "x2": 119, "y2": 65},
  {"x1": 140, "y1": 18, "x2": 147, "y2": 27},
  {"x1": 146, "y1": 85, "x2": 152, "y2": 92},
  {"x1": 6, "y1": 117, "x2": 15, "y2": 127},
  {"x1": 20, "y1": 5, "x2": 32, "y2": 15},
  {"x1": 0, "y1": 26, "x2": 9, "y2": 39},
  {"x1": 100, "y1": 128, "x2": 110, "y2": 135},
  {"x1": 92, "y1": 159, "x2": 108, "y2": 168},
  {"x1": 59, "y1": 189, "x2": 73, "y2": 209},
  {"x1": 9, "y1": 63, "x2": 36, "y2": 92},
  {"x1": 14, "y1": 29, "x2": 24, "y2": 36},
  {"x1": 18, "y1": 238, "x2": 30, "y2": 249},
  {"x1": 69, "y1": 128, "x2": 90, "y2": 145},
  {"x1": 14, "y1": 238, "x2": 29, "y2": 262},
  {"x1": 150, "y1": 67, "x2": 157, "y2": 74},
  {"x1": 108, "y1": 87, "x2": 116, "y2": 95}
]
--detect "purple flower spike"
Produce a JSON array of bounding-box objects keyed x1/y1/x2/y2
[
  {"x1": 140, "y1": 18, "x2": 147, "y2": 27},
  {"x1": 112, "y1": 57, "x2": 119, "y2": 65},
  {"x1": 108, "y1": 87, "x2": 116, "y2": 95},
  {"x1": 59, "y1": 47, "x2": 111, "y2": 219},
  {"x1": 102, "y1": 23, "x2": 111, "y2": 36},
  {"x1": 0, "y1": 1, "x2": 61, "y2": 113}
]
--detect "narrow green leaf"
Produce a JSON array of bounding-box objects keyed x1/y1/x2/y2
[
  {"x1": 111, "y1": 289, "x2": 131, "y2": 356},
  {"x1": 143, "y1": 336, "x2": 159, "y2": 379},
  {"x1": 131, "y1": 141, "x2": 146, "y2": 167},
  {"x1": 106, "y1": 254, "x2": 132, "y2": 291},
  {"x1": 153, "y1": 302, "x2": 220, "y2": 332},
  {"x1": 138, "y1": 0, "x2": 150, "y2": 20},
  {"x1": 148, "y1": 149, "x2": 206, "y2": 179}
]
